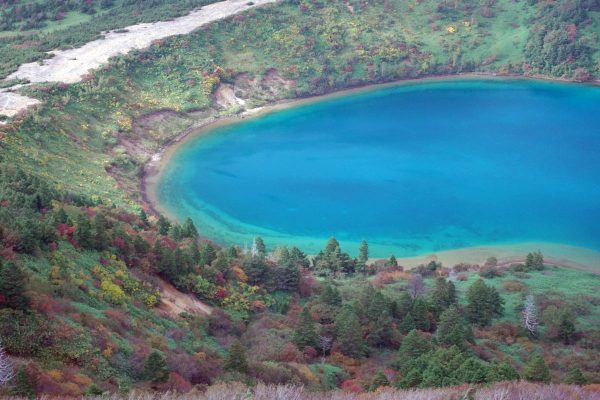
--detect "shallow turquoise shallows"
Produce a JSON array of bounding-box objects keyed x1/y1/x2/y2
[{"x1": 155, "y1": 79, "x2": 600, "y2": 256}]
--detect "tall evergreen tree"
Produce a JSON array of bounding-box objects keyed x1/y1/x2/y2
[
  {"x1": 93, "y1": 212, "x2": 109, "y2": 251},
  {"x1": 412, "y1": 296, "x2": 430, "y2": 331},
  {"x1": 335, "y1": 305, "x2": 366, "y2": 358},
  {"x1": 74, "y1": 213, "x2": 93, "y2": 249},
  {"x1": 319, "y1": 285, "x2": 342, "y2": 307},
  {"x1": 10, "y1": 367, "x2": 35, "y2": 398},
  {"x1": 557, "y1": 308, "x2": 576, "y2": 344},
  {"x1": 466, "y1": 279, "x2": 504, "y2": 326},
  {"x1": 389, "y1": 255, "x2": 398, "y2": 267},
  {"x1": 368, "y1": 371, "x2": 389, "y2": 391},
  {"x1": 199, "y1": 242, "x2": 217, "y2": 267},
  {"x1": 157, "y1": 215, "x2": 171, "y2": 236},
  {"x1": 181, "y1": 217, "x2": 198, "y2": 238},
  {"x1": 486, "y1": 361, "x2": 520, "y2": 382},
  {"x1": 253, "y1": 236, "x2": 266, "y2": 256},
  {"x1": 399, "y1": 313, "x2": 416, "y2": 335},
  {"x1": 397, "y1": 329, "x2": 431, "y2": 361},
  {"x1": 143, "y1": 350, "x2": 169, "y2": 383},
  {"x1": 139, "y1": 209, "x2": 149, "y2": 226},
  {"x1": 293, "y1": 306, "x2": 319, "y2": 350},
  {"x1": 564, "y1": 366, "x2": 588, "y2": 385},
  {"x1": 224, "y1": 340, "x2": 248, "y2": 373},
  {"x1": 367, "y1": 310, "x2": 395, "y2": 348},
  {"x1": 523, "y1": 355, "x2": 551, "y2": 383},
  {"x1": 0, "y1": 262, "x2": 29, "y2": 310},
  {"x1": 437, "y1": 306, "x2": 467, "y2": 348},
  {"x1": 357, "y1": 240, "x2": 369, "y2": 274}
]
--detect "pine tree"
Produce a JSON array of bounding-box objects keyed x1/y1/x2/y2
[
  {"x1": 139, "y1": 209, "x2": 149, "y2": 226},
  {"x1": 437, "y1": 306, "x2": 466, "y2": 348},
  {"x1": 399, "y1": 313, "x2": 416, "y2": 335},
  {"x1": 357, "y1": 240, "x2": 369, "y2": 274},
  {"x1": 277, "y1": 260, "x2": 299, "y2": 291},
  {"x1": 181, "y1": 218, "x2": 198, "y2": 238},
  {"x1": 55, "y1": 208, "x2": 69, "y2": 224},
  {"x1": 93, "y1": 212, "x2": 109, "y2": 251},
  {"x1": 397, "y1": 329, "x2": 431, "y2": 361},
  {"x1": 319, "y1": 285, "x2": 342, "y2": 307},
  {"x1": 523, "y1": 355, "x2": 551, "y2": 383},
  {"x1": 412, "y1": 296, "x2": 430, "y2": 331},
  {"x1": 466, "y1": 279, "x2": 504, "y2": 326},
  {"x1": 564, "y1": 366, "x2": 588, "y2": 385},
  {"x1": 224, "y1": 340, "x2": 248, "y2": 373},
  {"x1": 367, "y1": 310, "x2": 394, "y2": 348},
  {"x1": 325, "y1": 237, "x2": 340, "y2": 254},
  {"x1": 11, "y1": 367, "x2": 35, "y2": 398},
  {"x1": 389, "y1": 255, "x2": 398, "y2": 267},
  {"x1": 486, "y1": 361, "x2": 520, "y2": 382},
  {"x1": 430, "y1": 277, "x2": 455, "y2": 318},
  {"x1": 199, "y1": 242, "x2": 217, "y2": 267},
  {"x1": 0, "y1": 262, "x2": 29, "y2": 310},
  {"x1": 74, "y1": 213, "x2": 93, "y2": 249},
  {"x1": 294, "y1": 306, "x2": 319, "y2": 350},
  {"x1": 368, "y1": 371, "x2": 389, "y2": 391},
  {"x1": 253, "y1": 236, "x2": 266, "y2": 256},
  {"x1": 157, "y1": 215, "x2": 171, "y2": 236},
  {"x1": 557, "y1": 308, "x2": 576, "y2": 344},
  {"x1": 143, "y1": 350, "x2": 169, "y2": 383},
  {"x1": 335, "y1": 305, "x2": 366, "y2": 358}
]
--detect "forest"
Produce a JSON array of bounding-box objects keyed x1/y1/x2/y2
[
  {"x1": 0, "y1": 165, "x2": 598, "y2": 397},
  {"x1": 0, "y1": 0, "x2": 599, "y2": 398}
]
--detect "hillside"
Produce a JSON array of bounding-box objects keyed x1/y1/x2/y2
[{"x1": 0, "y1": 0, "x2": 599, "y2": 397}]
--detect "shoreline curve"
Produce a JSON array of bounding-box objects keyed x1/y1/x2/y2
[{"x1": 141, "y1": 74, "x2": 600, "y2": 271}]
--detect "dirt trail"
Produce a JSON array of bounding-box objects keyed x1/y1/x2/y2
[{"x1": 0, "y1": 0, "x2": 279, "y2": 119}]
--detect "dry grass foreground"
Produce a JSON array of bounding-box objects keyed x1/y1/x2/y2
[
  {"x1": 0, "y1": 0, "x2": 279, "y2": 118},
  {"x1": 5, "y1": 382, "x2": 600, "y2": 400}
]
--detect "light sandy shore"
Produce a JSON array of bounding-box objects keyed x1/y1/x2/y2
[
  {"x1": 0, "y1": 0, "x2": 279, "y2": 118},
  {"x1": 391, "y1": 242, "x2": 600, "y2": 273}
]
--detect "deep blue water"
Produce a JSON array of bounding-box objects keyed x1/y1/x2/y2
[{"x1": 155, "y1": 79, "x2": 600, "y2": 256}]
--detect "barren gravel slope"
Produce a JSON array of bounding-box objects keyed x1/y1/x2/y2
[{"x1": 0, "y1": 0, "x2": 279, "y2": 118}]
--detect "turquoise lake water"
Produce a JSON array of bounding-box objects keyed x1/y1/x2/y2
[{"x1": 154, "y1": 79, "x2": 600, "y2": 257}]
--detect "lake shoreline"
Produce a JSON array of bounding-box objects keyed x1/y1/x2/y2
[{"x1": 141, "y1": 72, "x2": 600, "y2": 271}]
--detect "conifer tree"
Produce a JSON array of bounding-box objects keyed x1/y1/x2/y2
[
  {"x1": 437, "y1": 306, "x2": 466, "y2": 348},
  {"x1": 294, "y1": 306, "x2": 319, "y2": 350},
  {"x1": 335, "y1": 305, "x2": 366, "y2": 358},
  {"x1": 397, "y1": 292, "x2": 413, "y2": 319},
  {"x1": 11, "y1": 367, "x2": 35, "y2": 398},
  {"x1": 320, "y1": 285, "x2": 342, "y2": 307},
  {"x1": 93, "y1": 212, "x2": 109, "y2": 251},
  {"x1": 397, "y1": 329, "x2": 431, "y2": 360},
  {"x1": 277, "y1": 260, "x2": 299, "y2": 291},
  {"x1": 139, "y1": 209, "x2": 149, "y2": 226},
  {"x1": 357, "y1": 240, "x2": 369, "y2": 274},
  {"x1": 523, "y1": 355, "x2": 551, "y2": 383},
  {"x1": 157, "y1": 215, "x2": 171, "y2": 236},
  {"x1": 253, "y1": 236, "x2": 266, "y2": 256},
  {"x1": 486, "y1": 361, "x2": 520, "y2": 382},
  {"x1": 181, "y1": 217, "x2": 198, "y2": 238},
  {"x1": 55, "y1": 208, "x2": 69, "y2": 224},
  {"x1": 224, "y1": 340, "x2": 248, "y2": 373},
  {"x1": 74, "y1": 213, "x2": 93, "y2": 249},
  {"x1": 0, "y1": 262, "x2": 29, "y2": 310},
  {"x1": 325, "y1": 237, "x2": 340, "y2": 254},
  {"x1": 412, "y1": 296, "x2": 430, "y2": 331},
  {"x1": 199, "y1": 242, "x2": 217, "y2": 267},
  {"x1": 367, "y1": 310, "x2": 394, "y2": 348},
  {"x1": 466, "y1": 279, "x2": 504, "y2": 326},
  {"x1": 389, "y1": 255, "x2": 398, "y2": 267},
  {"x1": 399, "y1": 313, "x2": 416, "y2": 335},
  {"x1": 557, "y1": 308, "x2": 576, "y2": 344},
  {"x1": 564, "y1": 366, "x2": 588, "y2": 385},
  {"x1": 368, "y1": 371, "x2": 389, "y2": 391},
  {"x1": 143, "y1": 350, "x2": 169, "y2": 383}
]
